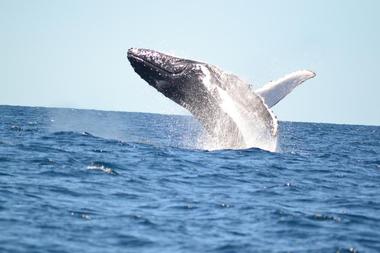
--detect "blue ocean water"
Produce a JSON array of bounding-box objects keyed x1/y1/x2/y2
[{"x1": 0, "y1": 105, "x2": 379, "y2": 253}]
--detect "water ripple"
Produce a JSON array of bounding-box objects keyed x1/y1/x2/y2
[{"x1": 0, "y1": 105, "x2": 379, "y2": 252}]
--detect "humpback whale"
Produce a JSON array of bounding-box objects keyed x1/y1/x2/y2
[{"x1": 127, "y1": 48, "x2": 315, "y2": 151}]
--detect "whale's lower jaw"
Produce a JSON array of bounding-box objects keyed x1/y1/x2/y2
[
  {"x1": 186, "y1": 94, "x2": 277, "y2": 151},
  {"x1": 192, "y1": 65, "x2": 278, "y2": 151}
]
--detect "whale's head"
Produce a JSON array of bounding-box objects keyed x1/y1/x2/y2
[{"x1": 127, "y1": 48, "x2": 211, "y2": 105}]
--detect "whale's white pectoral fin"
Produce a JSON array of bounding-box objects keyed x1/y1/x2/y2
[{"x1": 255, "y1": 70, "x2": 316, "y2": 108}]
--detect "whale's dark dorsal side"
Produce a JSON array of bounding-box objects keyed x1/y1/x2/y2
[{"x1": 127, "y1": 48, "x2": 314, "y2": 151}]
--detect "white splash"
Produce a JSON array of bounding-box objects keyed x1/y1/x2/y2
[{"x1": 217, "y1": 87, "x2": 277, "y2": 151}]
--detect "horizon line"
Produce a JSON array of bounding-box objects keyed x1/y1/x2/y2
[{"x1": 1, "y1": 103, "x2": 379, "y2": 127}]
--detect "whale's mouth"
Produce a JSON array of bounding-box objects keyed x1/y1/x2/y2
[
  {"x1": 128, "y1": 52, "x2": 175, "y2": 75},
  {"x1": 127, "y1": 48, "x2": 188, "y2": 80}
]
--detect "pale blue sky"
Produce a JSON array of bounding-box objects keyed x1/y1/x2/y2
[{"x1": 1, "y1": 0, "x2": 379, "y2": 125}]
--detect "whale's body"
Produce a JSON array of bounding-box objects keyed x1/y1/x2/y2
[{"x1": 127, "y1": 48, "x2": 315, "y2": 151}]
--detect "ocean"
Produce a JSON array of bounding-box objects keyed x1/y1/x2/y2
[{"x1": 0, "y1": 105, "x2": 379, "y2": 252}]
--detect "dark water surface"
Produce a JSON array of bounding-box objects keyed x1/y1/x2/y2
[{"x1": 0, "y1": 105, "x2": 379, "y2": 252}]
